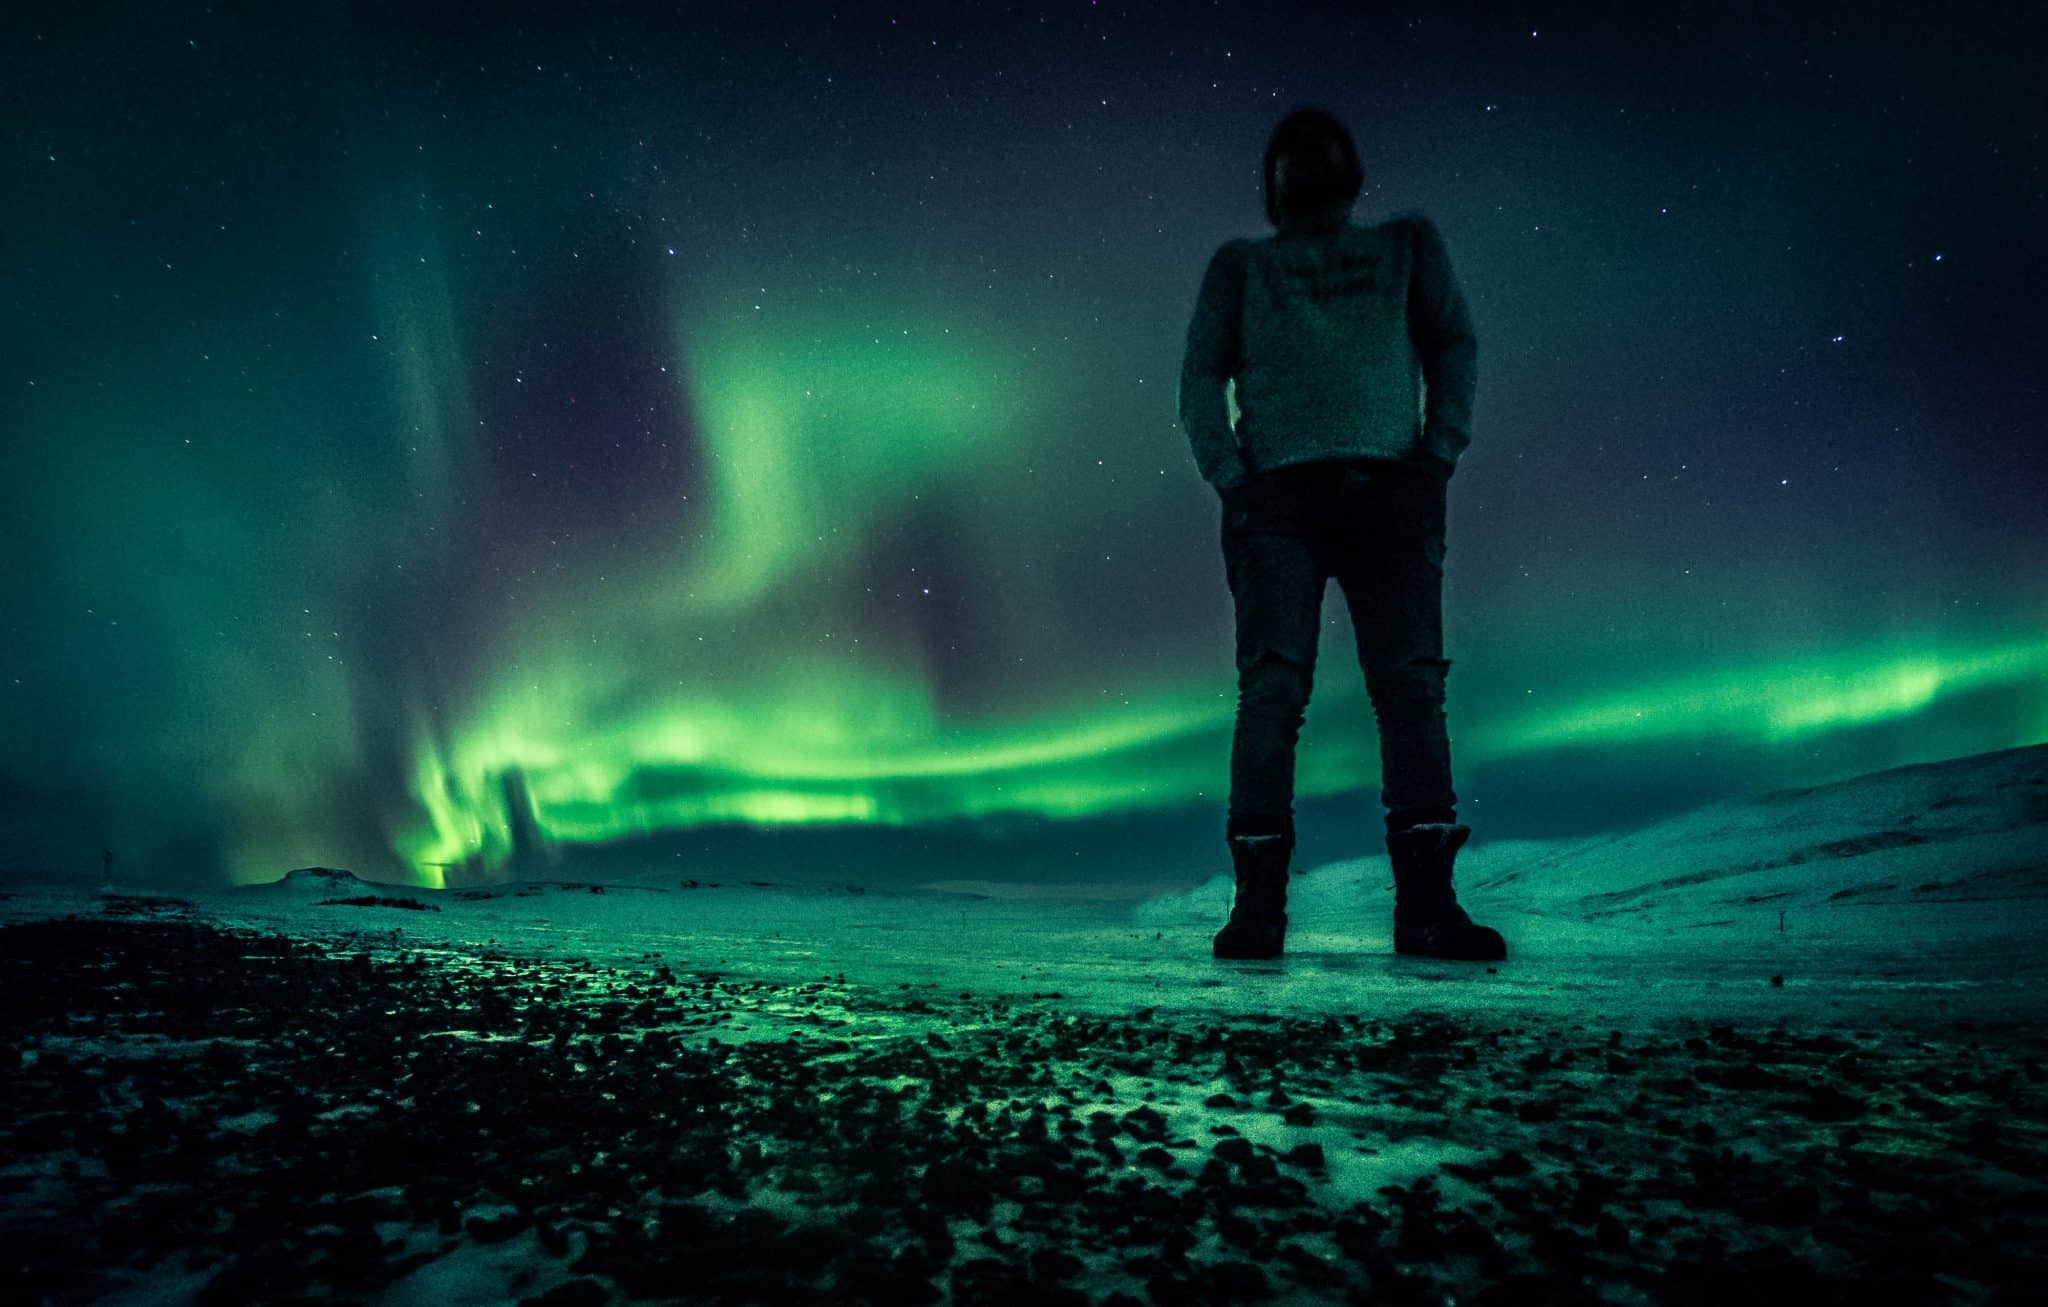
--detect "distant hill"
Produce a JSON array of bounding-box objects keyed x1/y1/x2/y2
[{"x1": 239, "y1": 866, "x2": 396, "y2": 893}]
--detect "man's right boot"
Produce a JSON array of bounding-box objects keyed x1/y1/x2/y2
[
  {"x1": 1213, "y1": 832, "x2": 1292, "y2": 960},
  {"x1": 1388, "y1": 822, "x2": 1507, "y2": 962}
]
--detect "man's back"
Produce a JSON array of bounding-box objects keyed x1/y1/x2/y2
[{"x1": 1178, "y1": 213, "x2": 1476, "y2": 487}]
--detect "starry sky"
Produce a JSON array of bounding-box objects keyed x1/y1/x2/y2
[{"x1": 4, "y1": 2, "x2": 2045, "y2": 888}]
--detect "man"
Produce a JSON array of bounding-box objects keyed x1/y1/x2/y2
[{"x1": 1178, "y1": 105, "x2": 1505, "y2": 964}]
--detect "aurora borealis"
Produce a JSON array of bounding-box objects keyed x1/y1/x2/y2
[{"x1": 4, "y1": 3, "x2": 2044, "y2": 887}]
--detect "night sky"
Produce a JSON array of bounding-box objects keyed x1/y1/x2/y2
[{"x1": 5, "y1": 2, "x2": 2044, "y2": 888}]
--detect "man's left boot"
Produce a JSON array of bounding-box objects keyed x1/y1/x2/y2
[{"x1": 1388, "y1": 822, "x2": 1506, "y2": 962}]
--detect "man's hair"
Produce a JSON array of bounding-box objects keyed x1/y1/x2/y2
[{"x1": 1263, "y1": 106, "x2": 1364, "y2": 226}]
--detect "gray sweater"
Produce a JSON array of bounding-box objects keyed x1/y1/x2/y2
[{"x1": 1177, "y1": 210, "x2": 1477, "y2": 492}]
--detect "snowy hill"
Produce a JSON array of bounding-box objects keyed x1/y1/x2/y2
[
  {"x1": 1119, "y1": 742, "x2": 2048, "y2": 1020},
  {"x1": 1142, "y1": 740, "x2": 2048, "y2": 931}
]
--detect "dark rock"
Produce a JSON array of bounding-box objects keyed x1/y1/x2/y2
[
  {"x1": 1791, "y1": 1085, "x2": 1865, "y2": 1122},
  {"x1": 1194, "y1": 1258, "x2": 1270, "y2": 1301},
  {"x1": 1282, "y1": 1143, "x2": 1325, "y2": 1170},
  {"x1": 1596, "y1": 1213, "x2": 1630, "y2": 1252},
  {"x1": 1568, "y1": 1172, "x2": 1613, "y2": 1224},
  {"x1": 1030, "y1": 1248, "x2": 1085, "y2": 1281},
  {"x1": 921, "y1": 1158, "x2": 994, "y2": 1221},
  {"x1": 519, "y1": 1278, "x2": 610, "y2": 1307},
  {"x1": 950, "y1": 1255, "x2": 1036, "y2": 1302},
  {"x1": 1239, "y1": 1153, "x2": 1280, "y2": 1183},
  {"x1": 1215, "y1": 1210, "x2": 1264, "y2": 1252},
  {"x1": 1441, "y1": 1149, "x2": 1533, "y2": 1183}
]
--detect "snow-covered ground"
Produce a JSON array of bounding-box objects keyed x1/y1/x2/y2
[
  {"x1": 12, "y1": 741, "x2": 2041, "y2": 1024},
  {"x1": 4, "y1": 743, "x2": 2045, "y2": 1305}
]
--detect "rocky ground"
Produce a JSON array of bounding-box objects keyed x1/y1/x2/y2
[{"x1": 4, "y1": 900, "x2": 2047, "y2": 1305}]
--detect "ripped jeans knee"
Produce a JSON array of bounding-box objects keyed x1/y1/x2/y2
[
  {"x1": 1229, "y1": 648, "x2": 1316, "y2": 826},
  {"x1": 1368, "y1": 653, "x2": 1451, "y2": 708}
]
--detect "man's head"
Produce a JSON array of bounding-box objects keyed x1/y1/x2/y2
[{"x1": 1263, "y1": 106, "x2": 1364, "y2": 229}]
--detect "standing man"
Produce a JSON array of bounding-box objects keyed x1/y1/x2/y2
[{"x1": 1178, "y1": 106, "x2": 1505, "y2": 963}]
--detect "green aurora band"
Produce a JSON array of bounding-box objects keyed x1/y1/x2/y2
[
  {"x1": 399, "y1": 623, "x2": 2048, "y2": 887},
  {"x1": 382, "y1": 298, "x2": 2048, "y2": 886}
]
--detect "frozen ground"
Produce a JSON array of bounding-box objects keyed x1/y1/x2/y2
[
  {"x1": 16, "y1": 738, "x2": 2041, "y2": 1024},
  {"x1": 3, "y1": 743, "x2": 2046, "y2": 1303}
]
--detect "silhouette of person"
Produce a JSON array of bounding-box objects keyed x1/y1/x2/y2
[{"x1": 1178, "y1": 106, "x2": 1505, "y2": 962}]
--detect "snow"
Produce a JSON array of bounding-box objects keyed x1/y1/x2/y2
[
  {"x1": 11, "y1": 739, "x2": 2023, "y2": 1025},
  {"x1": 4, "y1": 745, "x2": 2046, "y2": 1304}
]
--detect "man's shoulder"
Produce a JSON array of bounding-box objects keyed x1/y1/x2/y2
[
  {"x1": 1209, "y1": 235, "x2": 1258, "y2": 263},
  {"x1": 1196, "y1": 237, "x2": 1257, "y2": 288},
  {"x1": 1223, "y1": 218, "x2": 1421, "y2": 269},
  {"x1": 1271, "y1": 217, "x2": 1420, "y2": 249},
  {"x1": 1383, "y1": 210, "x2": 1449, "y2": 251}
]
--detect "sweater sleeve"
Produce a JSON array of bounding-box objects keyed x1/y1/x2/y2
[
  {"x1": 1405, "y1": 215, "x2": 1477, "y2": 471},
  {"x1": 1177, "y1": 240, "x2": 1251, "y2": 492}
]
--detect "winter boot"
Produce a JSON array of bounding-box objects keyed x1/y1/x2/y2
[
  {"x1": 1213, "y1": 832, "x2": 1293, "y2": 959},
  {"x1": 1388, "y1": 822, "x2": 1506, "y2": 962}
]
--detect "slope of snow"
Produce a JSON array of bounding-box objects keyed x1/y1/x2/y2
[{"x1": 1147, "y1": 740, "x2": 2048, "y2": 921}]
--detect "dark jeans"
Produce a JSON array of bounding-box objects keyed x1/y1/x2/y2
[{"x1": 1221, "y1": 458, "x2": 1458, "y2": 841}]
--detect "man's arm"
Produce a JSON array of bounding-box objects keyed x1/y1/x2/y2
[
  {"x1": 1178, "y1": 240, "x2": 1251, "y2": 493},
  {"x1": 1405, "y1": 215, "x2": 1477, "y2": 472}
]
